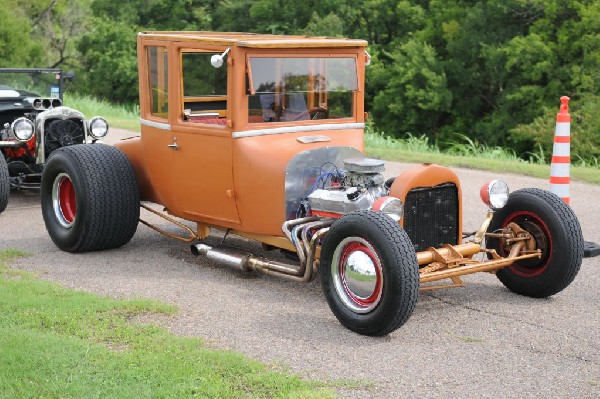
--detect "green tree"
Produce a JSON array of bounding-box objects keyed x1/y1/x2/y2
[
  {"x1": 91, "y1": 0, "x2": 209, "y2": 30},
  {"x1": 372, "y1": 39, "x2": 452, "y2": 137},
  {"x1": 364, "y1": 0, "x2": 600, "y2": 164},
  {"x1": 0, "y1": 7, "x2": 42, "y2": 67},
  {"x1": 76, "y1": 18, "x2": 139, "y2": 103},
  {"x1": 302, "y1": 12, "x2": 345, "y2": 37},
  {"x1": 31, "y1": 0, "x2": 91, "y2": 68}
]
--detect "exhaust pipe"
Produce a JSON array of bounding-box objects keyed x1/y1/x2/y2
[
  {"x1": 191, "y1": 243, "x2": 303, "y2": 278},
  {"x1": 191, "y1": 243, "x2": 253, "y2": 272}
]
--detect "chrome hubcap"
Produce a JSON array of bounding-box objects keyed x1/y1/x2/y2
[
  {"x1": 52, "y1": 173, "x2": 76, "y2": 228},
  {"x1": 332, "y1": 237, "x2": 383, "y2": 313}
]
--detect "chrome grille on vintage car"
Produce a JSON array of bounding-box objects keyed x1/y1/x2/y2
[
  {"x1": 403, "y1": 183, "x2": 459, "y2": 252},
  {"x1": 44, "y1": 118, "x2": 85, "y2": 156}
]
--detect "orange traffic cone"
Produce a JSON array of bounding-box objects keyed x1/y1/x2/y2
[{"x1": 549, "y1": 96, "x2": 571, "y2": 205}]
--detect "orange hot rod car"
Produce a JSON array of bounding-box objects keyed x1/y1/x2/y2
[{"x1": 40, "y1": 32, "x2": 583, "y2": 336}]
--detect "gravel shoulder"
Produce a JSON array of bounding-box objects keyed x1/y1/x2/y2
[{"x1": 2, "y1": 130, "x2": 599, "y2": 398}]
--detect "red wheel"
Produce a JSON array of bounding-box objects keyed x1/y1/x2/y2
[
  {"x1": 333, "y1": 237, "x2": 384, "y2": 313},
  {"x1": 488, "y1": 188, "x2": 583, "y2": 297},
  {"x1": 320, "y1": 211, "x2": 419, "y2": 336},
  {"x1": 41, "y1": 144, "x2": 140, "y2": 252},
  {"x1": 498, "y1": 211, "x2": 552, "y2": 278},
  {"x1": 52, "y1": 173, "x2": 77, "y2": 227}
]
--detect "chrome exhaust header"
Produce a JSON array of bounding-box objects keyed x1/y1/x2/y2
[{"x1": 191, "y1": 217, "x2": 333, "y2": 282}]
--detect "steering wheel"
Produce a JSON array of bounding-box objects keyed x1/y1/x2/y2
[{"x1": 293, "y1": 106, "x2": 329, "y2": 121}]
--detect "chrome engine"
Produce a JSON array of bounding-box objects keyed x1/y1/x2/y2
[
  {"x1": 284, "y1": 147, "x2": 401, "y2": 220},
  {"x1": 307, "y1": 158, "x2": 388, "y2": 217}
]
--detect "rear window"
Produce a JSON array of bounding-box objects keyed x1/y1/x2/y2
[{"x1": 147, "y1": 46, "x2": 169, "y2": 118}]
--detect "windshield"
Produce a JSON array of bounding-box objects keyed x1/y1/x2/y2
[
  {"x1": 247, "y1": 57, "x2": 358, "y2": 123},
  {"x1": 0, "y1": 69, "x2": 64, "y2": 100}
]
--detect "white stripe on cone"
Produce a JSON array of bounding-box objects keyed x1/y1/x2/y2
[
  {"x1": 550, "y1": 184, "x2": 570, "y2": 198},
  {"x1": 550, "y1": 163, "x2": 570, "y2": 177},
  {"x1": 555, "y1": 123, "x2": 570, "y2": 136},
  {"x1": 552, "y1": 142, "x2": 570, "y2": 157}
]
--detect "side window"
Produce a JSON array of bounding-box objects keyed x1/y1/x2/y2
[
  {"x1": 147, "y1": 46, "x2": 168, "y2": 118},
  {"x1": 182, "y1": 52, "x2": 228, "y2": 124}
]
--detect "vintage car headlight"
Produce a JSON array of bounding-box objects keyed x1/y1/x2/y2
[
  {"x1": 371, "y1": 196, "x2": 403, "y2": 221},
  {"x1": 480, "y1": 179, "x2": 509, "y2": 210},
  {"x1": 89, "y1": 116, "x2": 109, "y2": 139},
  {"x1": 10, "y1": 117, "x2": 35, "y2": 142}
]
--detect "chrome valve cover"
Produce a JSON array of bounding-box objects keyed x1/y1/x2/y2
[{"x1": 307, "y1": 187, "x2": 374, "y2": 215}]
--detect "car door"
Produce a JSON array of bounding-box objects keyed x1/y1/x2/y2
[{"x1": 166, "y1": 47, "x2": 240, "y2": 225}]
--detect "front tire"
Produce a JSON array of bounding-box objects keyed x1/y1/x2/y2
[
  {"x1": 0, "y1": 153, "x2": 9, "y2": 213},
  {"x1": 488, "y1": 188, "x2": 583, "y2": 297},
  {"x1": 41, "y1": 144, "x2": 140, "y2": 252},
  {"x1": 320, "y1": 211, "x2": 419, "y2": 336}
]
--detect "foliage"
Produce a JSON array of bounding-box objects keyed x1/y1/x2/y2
[
  {"x1": 2, "y1": 0, "x2": 600, "y2": 163},
  {"x1": 76, "y1": 18, "x2": 140, "y2": 102},
  {"x1": 303, "y1": 12, "x2": 345, "y2": 37},
  {"x1": 0, "y1": 6, "x2": 42, "y2": 67},
  {"x1": 364, "y1": 0, "x2": 600, "y2": 164},
  {"x1": 372, "y1": 38, "x2": 452, "y2": 137}
]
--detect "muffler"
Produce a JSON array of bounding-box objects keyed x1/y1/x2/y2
[{"x1": 191, "y1": 243, "x2": 253, "y2": 271}]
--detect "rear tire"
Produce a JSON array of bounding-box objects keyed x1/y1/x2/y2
[
  {"x1": 41, "y1": 144, "x2": 140, "y2": 252},
  {"x1": 488, "y1": 188, "x2": 583, "y2": 297},
  {"x1": 320, "y1": 211, "x2": 419, "y2": 336},
  {"x1": 0, "y1": 153, "x2": 8, "y2": 213}
]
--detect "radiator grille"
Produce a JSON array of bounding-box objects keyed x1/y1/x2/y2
[
  {"x1": 403, "y1": 183, "x2": 459, "y2": 252},
  {"x1": 44, "y1": 118, "x2": 86, "y2": 158}
]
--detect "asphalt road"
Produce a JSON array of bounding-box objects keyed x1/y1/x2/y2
[{"x1": 1, "y1": 130, "x2": 599, "y2": 398}]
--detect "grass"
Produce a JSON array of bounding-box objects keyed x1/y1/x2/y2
[
  {"x1": 65, "y1": 93, "x2": 141, "y2": 132},
  {"x1": 64, "y1": 93, "x2": 600, "y2": 184},
  {"x1": 0, "y1": 249, "x2": 335, "y2": 398},
  {"x1": 365, "y1": 130, "x2": 600, "y2": 185}
]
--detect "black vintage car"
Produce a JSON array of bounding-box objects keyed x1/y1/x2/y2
[{"x1": 0, "y1": 68, "x2": 109, "y2": 213}]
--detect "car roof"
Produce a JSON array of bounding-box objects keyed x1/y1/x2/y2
[{"x1": 139, "y1": 31, "x2": 368, "y2": 48}]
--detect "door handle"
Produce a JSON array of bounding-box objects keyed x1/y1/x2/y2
[{"x1": 167, "y1": 137, "x2": 178, "y2": 150}]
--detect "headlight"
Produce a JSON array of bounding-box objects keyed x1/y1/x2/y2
[
  {"x1": 10, "y1": 118, "x2": 35, "y2": 142},
  {"x1": 89, "y1": 116, "x2": 109, "y2": 139},
  {"x1": 371, "y1": 196, "x2": 403, "y2": 222},
  {"x1": 480, "y1": 179, "x2": 509, "y2": 210}
]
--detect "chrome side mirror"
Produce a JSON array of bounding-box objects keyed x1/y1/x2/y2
[{"x1": 211, "y1": 48, "x2": 231, "y2": 68}]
